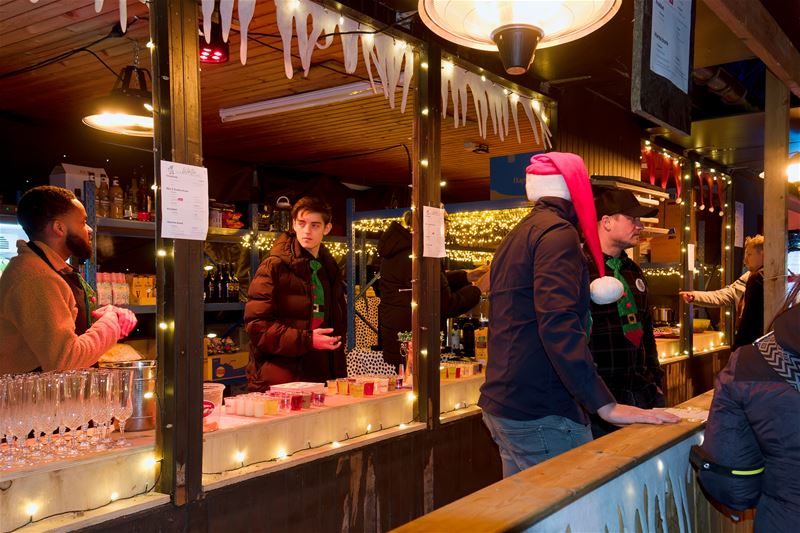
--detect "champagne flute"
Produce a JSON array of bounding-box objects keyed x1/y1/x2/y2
[
  {"x1": 111, "y1": 369, "x2": 134, "y2": 447},
  {"x1": 90, "y1": 371, "x2": 111, "y2": 450}
]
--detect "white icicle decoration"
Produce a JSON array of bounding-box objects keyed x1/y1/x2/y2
[
  {"x1": 201, "y1": 0, "x2": 215, "y2": 44},
  {"x1": 238, "y1": 0, "x2": 257, "y2": 65},
  {"x1": 441, "y1": 64, "x2": 550, "y2": 147},
  {"x1": 119, "y1": 0, "x2": 127, "y2": 33},
  {"x1": 220, "y1": 0, "x2": 234, "y2": 42},
  {"x1": 94, "y1": 0, "x2": 104, "y2": 13}
]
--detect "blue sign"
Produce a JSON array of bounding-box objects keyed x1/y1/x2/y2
[{"x1": 489, "y1": 150, "x2": 542, "y2": 200}]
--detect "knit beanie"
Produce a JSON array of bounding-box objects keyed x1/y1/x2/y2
[{"x1": 526, "y1": 152, "x2": 623, "y2": 305}]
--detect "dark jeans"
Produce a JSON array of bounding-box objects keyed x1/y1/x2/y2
[{"x1": 482, "y1": 412, "x2": 593, "y2": 478}]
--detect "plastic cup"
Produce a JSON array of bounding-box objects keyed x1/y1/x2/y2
[
  {"x1": 327, "y1": 379, "x2": 338, "y2": 394},
  {"x1": 312, "y1": 391, "x2": 326, "y2": 407},
  {"x1": 203, "y1": 383, "x2": 225, "y2": 433},
  {"x1": 265, "y1": 397, "x2": 280, "y2": 415}
]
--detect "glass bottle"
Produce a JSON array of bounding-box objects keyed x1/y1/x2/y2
[
  {"x1": 229, "y1": 263, "x2": 240, "y2": 303},
  {"x1": 109, "y1": 177, "x2": 124, "y2": 219},
  {"x1": 213, "y1": 265, "x2": 225, "y2": 303},
  {"x1": 97, "y1": 175, "x2": 110, "y2": 218},
  {"x1": 136, "y1": 175, "x2": 149, "y2": 221},
  {"x1": 204, "y1": 267, "x2": 214, "y2": 302},
  {"x1": 125, "y1": 172, "x2": 139, "y2": 220}
]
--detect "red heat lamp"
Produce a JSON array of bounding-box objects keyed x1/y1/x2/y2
[{"x1": 200, "y1": 22, "x2": 229, "y2": 64}]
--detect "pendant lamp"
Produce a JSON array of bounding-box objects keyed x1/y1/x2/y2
[
  {"x1": 418, "y1": 0, "x2": 622, "y2": 75},
  {"x1": 82, "y1": 65, "x2": 154, "y2": 137}
]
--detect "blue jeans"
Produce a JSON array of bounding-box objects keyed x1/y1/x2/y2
[{"x1": 482, "y1": 412, "x2": 593, "y2": 478}]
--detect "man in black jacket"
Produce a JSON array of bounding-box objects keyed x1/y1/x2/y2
[
  {"x1": 377, "y1": 211, "x2": 487, "y2": 369},
  {"x1": 479, "y1": 152, "x2": 678, "y2": 478},
  {"x1": 587, "y1": 187, "x2": 665, "y2": 437}
]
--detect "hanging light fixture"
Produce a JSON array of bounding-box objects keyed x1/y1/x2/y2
[
  {"x1": 82, "y1": 65, "x2": 153, "y2": 137},
  {"x1": 200, "y1": 22, "x2": 229, "y2": 64},
  {"x1": 418, "y1": 0, "x2": 622, "y2": 75}
]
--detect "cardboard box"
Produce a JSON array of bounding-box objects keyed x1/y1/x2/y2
[
  {"x1": 50, "y1": 163, "x2": 106, "y2": 198},
  {"x1": 204, "y1": 350, "x2": 249, "y2": 384},
  {"x1": 128, "y1": 274, "x2": 156, "y2": 305}
]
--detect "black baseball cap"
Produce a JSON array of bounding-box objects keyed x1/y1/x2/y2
[{"x1": 593, "y1": 186, "x2": 658, "y2": 219}]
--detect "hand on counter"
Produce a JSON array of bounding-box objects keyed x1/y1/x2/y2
[
  {"x1": 679, "y1": 291, "x2": 695, "y2": 303},
  {"x1": 312, "y1": 327, "x2": 342, "y2": 351},
  {"x1": 596, "y1": 402, "x2": 681, "y2": 426},
  {"x1": 92, "y1": 305, "x2": 138, "y2": 338}
]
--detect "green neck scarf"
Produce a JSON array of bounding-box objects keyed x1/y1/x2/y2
[
  {"x1": 606, "y1": 256, "x2": 643, "y2": 348},
  {"x1": 310, "y1": 259, "x2": 324, "y2": 329}
]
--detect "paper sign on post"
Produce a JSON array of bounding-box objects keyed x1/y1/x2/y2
[
  {"x1": 422, "y1": 206, "x2": 446, "y2": 258},
  {"x1": 160, "y1": 160, "x2": 209, "y2": 241}
]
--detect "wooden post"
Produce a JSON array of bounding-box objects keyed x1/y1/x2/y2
[
  {"x1": 680, "y1": 159, "x2": 694, "y2": 358},
  {"x1": 763, "y1": 71, "x2": 789, "y2": 325},
  {"x1": 150, "y1": 0, "x2": 205, "y2": 507},
  {"x1": 412, "y1": 42, "x2": 442, "y2": 429}
]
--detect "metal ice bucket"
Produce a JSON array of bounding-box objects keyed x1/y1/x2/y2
[{"x1": 99, "y1": 360, "x2": 157, "y2": 432}]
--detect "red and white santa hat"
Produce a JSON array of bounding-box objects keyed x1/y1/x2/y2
[{"x1": 526, "y1": 152, "x2": 624, "y2": 305}]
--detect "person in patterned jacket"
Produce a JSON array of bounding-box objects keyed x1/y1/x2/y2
[
  {"x1": 691, "y1": 283, "x2": 800, "y2": 532},
  {"x1": 586, "y1": 186, "x2": 664, "y2": 437}
]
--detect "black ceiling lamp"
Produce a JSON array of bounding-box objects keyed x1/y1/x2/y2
[
  {"x1": 200, "y1": 22, "x2": 229, "y2": 64},
  {"x1": 82, "y1": 64, "x2": 153, "y2": 137}
]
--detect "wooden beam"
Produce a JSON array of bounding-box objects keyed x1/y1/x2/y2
[
  {"x1": 151, "y1": 0, "x2": 205, "y2": 509},
  {"x1": 703, "y1": 0, "x2": 800, "y2": 98},
  {"x1": 412, "y1": 42, "x2": 442, "y2": 432},
  {"x1": 763, "y1": 71, "x2": 789, "y2": 326}
]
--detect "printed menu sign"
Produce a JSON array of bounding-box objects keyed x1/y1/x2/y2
[
  {"x1": 160, "y1": 160, "x2": 209, "y2": 241},
  {"x1": 422, "y1": 206, "x2": 446, "y2": 258}
]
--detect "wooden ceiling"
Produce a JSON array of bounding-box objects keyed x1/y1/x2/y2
[{"x1": 0, "y1": 0, "x2": 797, "y2": 204}]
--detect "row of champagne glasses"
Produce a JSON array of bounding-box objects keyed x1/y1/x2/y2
[{"x1": 0, "y1": 368, "x2": 134, "y2": 468}]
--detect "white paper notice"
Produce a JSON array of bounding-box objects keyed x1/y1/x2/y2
[
  {"x1": 649, "y1": 0, "x2": 691, "y2": 93},
  {"x1": 160, "y1": 161, "x2": 209, "y2": 241},
  {"x1": 422, "y1": 206, "x2": 446, "y2": 258},
  {"x1": 687, "y1": 243, "x2": 696, "y2": 274}
]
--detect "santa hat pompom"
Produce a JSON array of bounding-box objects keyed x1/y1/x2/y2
[
  {"x1": 590, "y1": 276, "x2": 624, "y2": 305},
  {"x1": 527, "y1": 152, "x2": 624, "y2": 305}
]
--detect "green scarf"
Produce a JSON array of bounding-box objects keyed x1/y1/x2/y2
[
  {"x1": 606, "y1": 257, "x2": 643, "y2": 347},
  {"x1": 310, "y1": 259, "x2": 324, "y2": 329}
]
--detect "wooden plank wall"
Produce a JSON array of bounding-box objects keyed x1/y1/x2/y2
[
  {"x1": 663, "y1": 349, "x2": 731, "y2": 406},
  {"x1": 553, "y1": 87, "x2": 643, "y2": 179},
  {"x1": 79, "y1": 413, "x2": 502, "y2": 533}
]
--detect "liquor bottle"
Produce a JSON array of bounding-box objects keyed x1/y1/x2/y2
[
  {"x1": 97, "y1": 175, "x2": 110, "y2": 218},
  {"x1": 136, "y1": 175, "x2": 149, "y2": 221},
  {"x1": 203, "y1": 267, "x2": 214, "y2": 302},
  {"x1": 225, "y1": 263, "x2": 237, "y2": 302},
  {"x1": 88, "y1": 171, "x2": 98, "y2": 215},
  {"x1": 213, "y1": 265, "x2": 225, "y2": 303},
  {"x1": 147, "y1": 181, "x2": 156, "y2": 222},
  {"x1": 109, "y1": 177, "x2": 124, "y2": 219},
  {"x1": 221, "y1": 263, "x2": 231, "y2": 303},
  {"x1": 124, "y1": 173, "x2": 139, "y2": 220},
  {"x1": 229, "y1": 263, "x2": 240, "y2": 302}
]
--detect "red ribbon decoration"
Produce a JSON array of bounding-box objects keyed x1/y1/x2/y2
[
  {"x1": 660, "y1": 154, "x2": 670, "y2": 189},
  {"x1": 644, "y1": 149, "x2": 657, "y2": 185},
  {"x1": 717, "y1": 176, "x2": 725, "y2": 217},
  {"x1": 697, "y1": 169, "x2": 705, "y2": 210},
  {"x1": 706, "y1": 173, "x2": 716, "y2": 213},
  {"x1": 673, "y1": 159, "x2": 682, "y2": 198}
]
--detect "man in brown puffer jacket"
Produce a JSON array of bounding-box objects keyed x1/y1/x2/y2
[{"x1": 244, "y1": 197, "x2": 346, "y2": 391}]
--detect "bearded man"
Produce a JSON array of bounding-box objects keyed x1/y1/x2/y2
[{"x1": 0, "y1": 185, "x2": 136, "y2": 373}]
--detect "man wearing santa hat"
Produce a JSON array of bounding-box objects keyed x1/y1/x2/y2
[
  {"x1": 478, "y1": 152, "x2": 679, "y2": 478},
  {"x1": 587, "y1": 186, "x2": 665, "y2": 438}
]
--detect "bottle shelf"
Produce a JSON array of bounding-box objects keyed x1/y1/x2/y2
[
  {"x1": 120, "y1": 302, "x2": 245, "y2": 315},
  {"x1": 204, "y1": 302, "x2": 245, "y2": 312}
]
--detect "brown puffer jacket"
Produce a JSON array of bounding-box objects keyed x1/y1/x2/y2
[{"x1": 244, "y1": 232, "x2": 347, "y2": 391}]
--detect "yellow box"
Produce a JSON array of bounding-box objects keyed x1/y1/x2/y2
[{"x1": 204, "y1": 350, "x2": 249, "y2": 383}]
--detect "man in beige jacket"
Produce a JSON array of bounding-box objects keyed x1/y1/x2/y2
[{"x1": 0, "y1": 186, "x2": 136, "y2": 373}]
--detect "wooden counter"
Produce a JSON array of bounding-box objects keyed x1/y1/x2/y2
[{"x1": 394, "y1": 393, "x2": 717, "y2": 533}]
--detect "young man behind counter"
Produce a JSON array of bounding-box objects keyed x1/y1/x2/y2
[
  {"x1": 0, "y1": 186, "x2": 137, "y2": 374},
  {"x1": 244, "y1": 196, "x2": 347, "y2": 392}
]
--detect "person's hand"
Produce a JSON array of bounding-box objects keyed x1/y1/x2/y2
[
  {"x1": 113, "y1": 306, "x2": 137, "y2": 337},
  {"x1": 466, "y1": 263, "x2": 490, "y2": 282},
  {"x1": 596, "y1": 402, "x2": 681, "y2": 426},
  {"x1": 679, "y1": 291, "x2": 695, "y2": 303},
  {"x1": 92, "y1": 305, "x2": 137, "y2": 338},
  {"x1": 473, "y1": 272, "x2": 490, "y2": 293},
  {"x1": 312, "y1": 328, "x2": 342, "y2": 351}
]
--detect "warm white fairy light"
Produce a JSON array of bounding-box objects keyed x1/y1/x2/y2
[
  {"x1": 406, "y1": 392, "x2": 417, "y2": 401},
  {"x1": 276, "y1": 449, "x2": 288, "y2": 460},
  {"x1": 25, "y1": 502, "x2": 38, "y2": 517},
  {"x1": 110, "y1": 492, "x2": 119, "y2": 501},
  {"x1": 331, "y1": 441, "x2": 341, "y2": 448},
  {"x1": 235, "y1": 451, "x2": 246, "y2": 463}
]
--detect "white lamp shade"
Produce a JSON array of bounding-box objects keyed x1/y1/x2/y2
[{"x1": 418, "y1": 0, "x2": 622, "y2": 51}]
